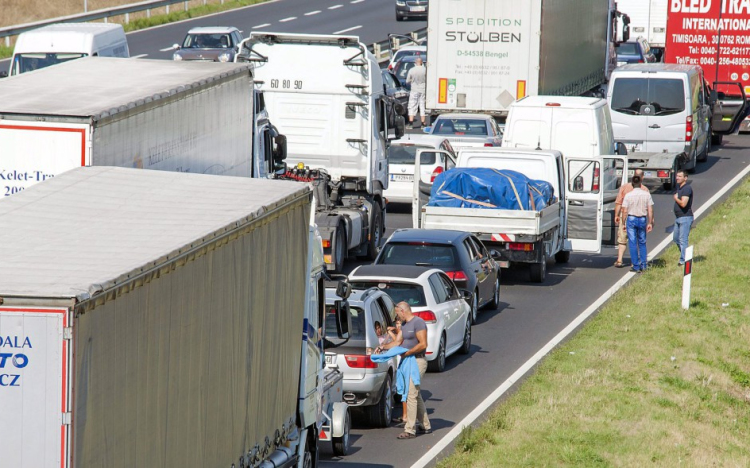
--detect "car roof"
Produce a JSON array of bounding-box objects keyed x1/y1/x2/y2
[
  {"x1": 349, "y1": 264, "x2": 440, "y2": 280},
  {"x1": 613, "y1": 63, "x2": 701, "y2": 75},
  {"x1": 187, "y1": 26, "x2": 239, "y2": 34},
  {"x1": 387, "y1": 228, "x2": 470, "y2": 244},
  {"x1": 391, "y1": 134, "x2": 450, "y2": 149},
  {"x1": 434, "y1": 113, "x2": 493, "y2": 121},
  {"x1": 324, "y1": 287, "x2": 381, "y2": 305},
  {"x1": 513, "y1": 95, "x2": 605, "y2": 109},
  {"x1": 395, "y1": 45, "x2": 426, "y2": 53}
]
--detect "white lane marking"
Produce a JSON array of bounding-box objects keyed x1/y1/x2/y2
[
  {"x1": 159, "y1": 46, "x2": 175, "y2": 52},
  {"x1": 328, "y1": 4, "x2": 343, "y2": 9},
  {"x1": 351, "y1": 0, "x2": 364, "y2": 3},
  {"x1": 253, "y1": 23, "x2": 271, "y2": 28},
  {"x1": 411, "y1": 155, "x2": 750, "y2": 468},
  {"x1": 334, "y1": 25, "x2": 362, "y2": 34},
  {"x1": 305, "y1": 10, "x2": 321, "y2": 15},
  {"x1": 279, "y1": 16, "x2": 297, "y2": 22},
  {"x1": 130, "y1": 54, "x2": 148, "y2": 58}
]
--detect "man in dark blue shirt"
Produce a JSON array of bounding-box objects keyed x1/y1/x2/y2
[{"x1": 673, "y1": 170, "x2": 694, "y2": 266}]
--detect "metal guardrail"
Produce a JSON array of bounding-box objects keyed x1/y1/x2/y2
[
  {"x1": 368, "y1": 28, "x2": 427, "y2": 64},
  {"x1": 0, "y1": 0, "x2": 194, "y2": 47}
]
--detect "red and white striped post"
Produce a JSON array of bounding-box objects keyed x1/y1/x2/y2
[{"x1": 682, "y1": 245, "x2": 694, "y2": 310}]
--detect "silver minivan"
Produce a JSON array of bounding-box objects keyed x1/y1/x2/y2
[{"x1": 608, "y1": 64, "x2": 710, "y2": 171}]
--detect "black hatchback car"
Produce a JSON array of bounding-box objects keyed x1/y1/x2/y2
[{"x1": 374, "y1": 229, "x2": 500, "y2": 324}]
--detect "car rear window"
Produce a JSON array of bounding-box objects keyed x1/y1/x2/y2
[
  {"x1": 432, "y1": 119, "x2": 488, "y2": 135},
  {"x1": 325, "y1": 305, "x2": 366, "y2": 341},
  {"x1": 377, "y1": 242, "x2": 459, "y2": 268},
  {"x1": 393, "y1": 50, "x2": 427, "y2": 64},
  {"x1": 611, "y1": 78, "x2": 686, "y2": 116},
  {"x1": 616, "y1": 43, "x2": 639, "y2": 55},
  {"x1": 350, "y1": 282, "x2": 427, "y2": 307},
  {"x1": 388, "y1": 145, "x2": 436, "y2": 165}
]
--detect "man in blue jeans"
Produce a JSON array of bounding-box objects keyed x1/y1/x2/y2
[
  {"x1": 621, "y1": 175, "x2": 654, "y2": 272},
  {"x1": 673, "y1": 170, "x2": 694, "y2": 265}
]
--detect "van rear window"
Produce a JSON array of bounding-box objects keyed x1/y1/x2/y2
[
  {"x1": 611, "y1": 78, "x2": 685, "y2": 116},
  {"x1": 388, "y1": 145, "x2": 436, "y2": 165}
]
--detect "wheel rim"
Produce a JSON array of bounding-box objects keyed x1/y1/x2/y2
[
  {"x1": 439, "y1": 337, "x2": 446, "y2": 368},
  {"x1": 303, "y1": 451, "x2": 312, "y2": 468},
  {"x1": 464, "y1": 321, "x2": 471, "y2": 347}
]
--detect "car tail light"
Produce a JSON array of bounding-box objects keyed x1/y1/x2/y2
[
  {"x1": 430, "y1": 166, "x2": 444, "y2": 182},
  {"x1": 637, "y1": 59, "x2": 644, "y2": 63},
  {"x1": 388, "y1": 63, "x2": 393, "y2": 70},
  {"x1": 344, "y1": 355, "x2": 379, "y2": 368},
  {"x1": 484, "y1": 143, "x2": 494, "y2": 147},
  {"x1": 593, "y1": 167, "x2": 600, "y2": 192},
  {"x1": 322, "y1": 239, "x2": 331, "y2": 248},
  {"x1": 685, "y1": 115, "x2": 693, "y2": 142},
  {"x1": 445, "y1": 270, "x2": 468, "y2": 281},
  {"x1": 508, "y1": 242, "x2": 534, "y2": 251},
  {"x1": 413, "y1": 310, "x2": 437, "y2": 323},
  {"x1": 657, "y1": 170, "x2": 669, "y2": 178}
]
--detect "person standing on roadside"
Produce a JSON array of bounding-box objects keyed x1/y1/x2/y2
[
  {"x1": 621, "y1": 175, "x2": 654, "y2": 273},
  {"x1": 390, "y1": 301, "x2": 431, "y2": 439},
  {"x1": 405, "y1": 57, "x2": 426, "y2": 129},
  {"x1": 673, "y1": 170, "x2": 694, "y2": 266},
  {"x1": 613, "y1": 168, "x2": 651, "y2": 268}
]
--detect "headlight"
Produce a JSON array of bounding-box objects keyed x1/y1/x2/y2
[
  {"x1": 218, "y1": 53, "x2": 231, "y2": 62},
  {"x1": 396, "y1": 0, "x2": 406, "y2": 5},
  {"x1": 173, "y1": 53, "x2": 183, "y2": 61}
]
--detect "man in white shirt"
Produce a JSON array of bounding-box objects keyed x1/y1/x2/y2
[
  {"x1": 406, "y1": 57, "x2": 426, "y2": 128},
  {"x1": 621, "y1": 175, "x2": 654, "y2": 273}
]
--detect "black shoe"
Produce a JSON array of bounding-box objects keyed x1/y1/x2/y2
[{"x1": 417, "y1": 427, "x2": 432, "y2": 434}]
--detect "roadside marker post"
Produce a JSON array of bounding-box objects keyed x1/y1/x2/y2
[{"x1": 682, "y1": 245, "x2": 693, "y2": 310}]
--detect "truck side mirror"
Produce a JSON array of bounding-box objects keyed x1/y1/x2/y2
[
  {"x1": 615, "y1": 142, "x2": 628, "y2": 155},
  {"x1": 272, "y1": 134, "x2": 287, "y2": 171},
  {"x1": 334, "y1": 300, "x2": 352, "y2": 339},
  {"x1": 335, "y1": 280, "x2": 352, "y2": 300}
]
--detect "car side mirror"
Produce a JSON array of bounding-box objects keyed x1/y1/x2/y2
[
  {"x1": 272, "y1": 134, "x2": 287, "y2": 171},
  {"x1": 459, "y1": 289, "x2": 473, "y2": 302},
  {"x1": 333, "y1": 300, "x2": 352, "y2": 339},
  {"x1": 615, "y1": 142, "x2": 628, "y2": 155}
]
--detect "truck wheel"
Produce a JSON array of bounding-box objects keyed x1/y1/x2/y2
[
  {"x1": 369, "y1": 374, "x2": 393, "y2": 428},
  {"x1": 366, "y1": 202, "x2": 384, "y2": 260},
  {"x1": 332, "y1": 409, "x2": 351, "y2": 456},
  {"x1": 333, "y1": 224, "x2": 346, "y2": 272},
  {"x1": 427, "y1": 334, "x2": 446, "y2": 372},
  {"x1": 530, "y1": 255, "x2": 547, "y2": 283},
  {"x1": 663, "y1": 166, "x2": 677, "y2": 190},
  {"x1": 459, "y1": 319, "x2": 472, "y2": 355},
  {"x1": 304, "y1": 429, "x2": 319, "y2": 468},
  {"x1": 554, "y1": 250, "x2": 570, "y2": 264}
]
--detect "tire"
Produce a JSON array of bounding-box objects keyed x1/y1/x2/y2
[
  {"x1": 697, "y1": 136, "x2": 709, "y2": 163},
  {"x1": 332, "y1": 224, "x2": 346, "y2": 273},
  {"x1": 554, "y1": 250, "x2": 570, "y2": 264},
  {"x1": 687, "y1": 147, "x2": 697, "y2": 174},
  {"x1": 332, "y1": 409, "x2": 351, "y2": 456},
  {"x1": 469, "y1": 291, "x2": 479, "y2": 324},
  {"x1": 711, "y1": 133, "x2": 723, "y2": 146},
  {"x1": 663, "y1": 162, "x2": 677, "y2": 190},
  {"x1": 366, "y1": 202, "x2": 384, "y2": 260},
  {"x1": 459, "y1": 319, "x2": 471, "y2": 355},
  {"x1": 396, "y1": 13, "x2": 405, "y2": 21},
  {"x1": 303, "y1": 429, "x2": 318, "y2": 468},
  {"x1": 485, "y1": 276, "x2": 500, "y2": 309},
  {"x1": 369, "y1": 374, "x2": 393, "y2": 428},
  {"x1": 529, "y1": 253, "x2": 547, "y2": 283},
  {"x1": 427, "y1": 334, "x2": 446, "y2": 372}
]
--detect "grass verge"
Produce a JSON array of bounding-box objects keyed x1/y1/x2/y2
[{"x1": 438, "y1": 177, "x2": 750, "y2": 467}]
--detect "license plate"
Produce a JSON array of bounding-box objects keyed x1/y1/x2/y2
[
  {"x1": 411, "y1": 6, "x2": 426, "y2": 12},
  {"x1": 644, "y1": 171, "x2": 655, "y2": 178},
  {"x1": 390, "y1": 174, "x2": 414, "y2": 182},
  {"x1": 325, "y1": 354, "x2": 335, "y2": 365}
]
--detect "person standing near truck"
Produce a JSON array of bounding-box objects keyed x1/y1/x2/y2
[
  {"x1": 621, "y1": 175, "x2": 654, "y2": 273},
  {"x1": 406, "y1": 57, "x2": 426, "y2": 129},
  {"x1": 614, "y1": 168, "x2": 649, "y2": 268},
  {"x1": 672, "y1": 170, "x2": 694, "y2": 266}
]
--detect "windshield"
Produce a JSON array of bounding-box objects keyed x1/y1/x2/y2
[
  {"x1": 377, "y1": 242, "x2": 459, "y2": 268},
  {"x1": 611, "y1": 78, "x2": 685, "y2": 116},
  {"x1": 388, "y1": 145, "x2": 436, "y2": 165},
  {"x1": 11, "y1": 52, "x2": 87, "y2": 75},
  {"x1": 393, "y1": 61, "x2": 424, "y2": 82},
  {"x1": 350, "y1": 281, "x2": 427, "y2": 308},
  {"x1": 616, "y1": 43, "x2": 639, "y2": 55},
  {"x1": 432, "y1": 119, "x2": 489, "y2": 135},
  {"x1": 393, "y1": 50, "x2": 426, "y2": 64},
  {"x1": 182, "y1": 33, "x2": 231, "y2": 49}
]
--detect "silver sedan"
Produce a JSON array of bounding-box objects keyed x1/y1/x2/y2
[{"x1": 425, "y1": 113, "x2": 503, "y2": 150}]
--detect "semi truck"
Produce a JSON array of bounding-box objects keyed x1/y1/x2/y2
[
  {"x1": 617, "y1": 0, "x2": 668, "y2": 58},
  {"x1": 236, "y1": 33, "x2": 405, "y2": 272},
  {"x1": 0, "y1": 57, "x2": 285, "y2": 197},
  {"x1": 0, "y1": 166, "x2": 351, "y2": 468},
  {"x1": 424, "y1": 0, "x2": 629, "y2": 119},
  {"x1": 664, "y1": 0, "x2": 750, "y2": 144}
]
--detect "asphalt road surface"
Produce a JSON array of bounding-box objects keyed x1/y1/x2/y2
[{"x1": 320, "y1": 134, "x2": 750, "y2": 468}]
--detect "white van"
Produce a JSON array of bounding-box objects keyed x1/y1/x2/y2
[
  {"x1": 607, "y1": 64, "x2": 710, "y2": 171},
  {"x1": 9, "y1": 23, "x2": 129, "y2": 76},
  {"x1": 501, "y1": 96, "x2": 621, "y2": 158}
]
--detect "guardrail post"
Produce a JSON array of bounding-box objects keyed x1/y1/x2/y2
[
  {"x1": 184, "y1": 1, "x2": 188, "y2": 11},
  {"x1": 411, "y1": 32, "x2": 418, "y2": 43},
  {"x1": 5, "y1": 37, "x2": 9, "y2": 48},
  {"x1": 393, "y1": 37, "x2": 399, "y2": 51},
  {"x1": 373, "y1": 43, "x2": 381, "y2": 61},
  {"x1": 147, "y1": 9, "x2": 151, "y2": 18},
  {"x1": 125, "y1": 12, "x2": 129, "y2": 23},
  {"x1": 166, "y1": 4, "x2": 170, "y2": 14}
]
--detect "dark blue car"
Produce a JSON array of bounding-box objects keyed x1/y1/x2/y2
[{"x1": 616, "y1": 37, "x2": 657, "y2": 66}]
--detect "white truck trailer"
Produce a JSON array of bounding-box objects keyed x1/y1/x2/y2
[
  {"x1": 425, "y1": 0, "x2": 626, "y2": 118},
  {"x1": 236, "y1": 33, "x2": 405, "y2": 272},
  {"x1": 616, "y1": 0, "x2": 668, "y2": 57},
  {"x1": 0, "y1": 166, "x2": 351, "y2": 468},
  {"x1": 0, "y1": 57, "x2": 285, "y2": 197}
]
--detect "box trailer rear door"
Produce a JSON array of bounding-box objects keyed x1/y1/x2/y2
[
  {"x1": 0, "y1": 306, "x2": 70, "y2": 468},
  {"x1": 0, "y1": 120, "x2": 89, "y2": 196}
]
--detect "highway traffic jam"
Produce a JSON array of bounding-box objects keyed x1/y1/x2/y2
[{"x1": 1, "y1": 0, "x2": 749, "y2": 467}]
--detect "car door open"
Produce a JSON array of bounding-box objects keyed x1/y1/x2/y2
[{"x1": 412, "y1": 149, "x2": 454, "y2": 228}]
